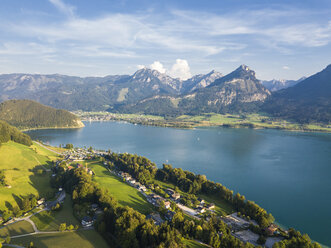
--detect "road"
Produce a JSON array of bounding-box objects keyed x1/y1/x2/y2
[{"x1": 34, "y1": 141, "x2": 62, "y2": 155}]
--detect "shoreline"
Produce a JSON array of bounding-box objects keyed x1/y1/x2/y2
[
  {"x1": 82, "y1": 119, "x2": 331, "y2": 133},
  {"x1": 21, "y1": 125, "x2": 84, "y2": 132}
]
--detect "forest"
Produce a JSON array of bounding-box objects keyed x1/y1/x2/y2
[{"x1": 0, "y1": 120, "x2": 32, "y2": 146}]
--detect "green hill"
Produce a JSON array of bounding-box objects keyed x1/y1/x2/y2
[
  {"x1": 0, "y1": 99, "x2": 84, "y2": 129},
  {"x1": 0, "y1": 120, "x2": 32, "y2": 146}
]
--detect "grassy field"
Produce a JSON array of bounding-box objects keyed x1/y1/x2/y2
[
  {"x1": 87, "y1": 161, "x2": 154, "y2": 215},
  {"x1": 0, "y1": 141, "x2": 59, "y2": 210},
  {"x1": 10, "y1": 229, "x2": 109, "y2": 248},
  {"x1": 31, "y1": 195, "x2": 79, "y2": 231},
  {"x1": 0, "y1": 220, "x2": 34, "y2": 238},
  {"x1": 184, "y1": 239, "x2": 210, "y2": 248}
]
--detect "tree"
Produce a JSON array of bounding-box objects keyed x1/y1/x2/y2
[
  {"x1": 59, "y1": 223, "x2": 67, "y2": 232},
  {"x1": 65, "y1": 143, "x2": 73, "y2": 149},
  {"x1": 0, "y1": 170, "x2": 6, "y2": 186},
  {"x1": 67, "y1": 224, "x2": 74, "y2": 231}
]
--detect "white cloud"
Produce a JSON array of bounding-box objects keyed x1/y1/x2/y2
[
  {"x1": 149, "y1": 61, "x2": 166, "y2": 73},
  {"x1": 283, "y1": 66, "x2": 290, "y2": 70},
  {"x1": 137, "y1": 64, "x2": 146, "y2": 69},
  {"x1": 168, "y1": 59, "x2": 191, "y2": 80},
  {"x1": 49, "y1": 0, "x2": 75, "y2": 17}
]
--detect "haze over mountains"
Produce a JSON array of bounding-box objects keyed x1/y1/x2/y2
[{"x1": 0, "y1": 64, "x2": 330, "y2": 123}]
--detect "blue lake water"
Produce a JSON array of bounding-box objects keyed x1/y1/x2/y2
[{"x1": 26, "y1": 121, "x2": 331, "y2": 246}]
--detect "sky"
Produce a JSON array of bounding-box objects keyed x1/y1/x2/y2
[{"x1": 0, "y1": 0, "x2": 330, "y2": 80}]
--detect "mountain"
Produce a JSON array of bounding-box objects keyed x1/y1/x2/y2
[
  {"x1": 0, "y1": 120, "x2": 32, "y2": 146},
  {"x1": 263, "y1": 64, "x2": 331, "y2": 123},
  {"x1": 0, "y1": 73, "x2": 130, "y2": 111},
  {"x1": 0, "y1": 100, "x2": 84, "y2": 129},
  {"x1": 0, "y1": 69, "x2": 223, "y2": 111},
  {"x1": 117, "y1": 65, "x2": 270, "y2": 115},
  {"x1": 181, "y1": 70, "x2": 223, "y2": 93},
  {"x1": 261, "y1": 77, "x2": 305, "y2": 91}
]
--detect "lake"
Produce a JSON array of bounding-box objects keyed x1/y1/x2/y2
[{"x1": 26, "y1": 121, "x2": 331, "y2": 246}]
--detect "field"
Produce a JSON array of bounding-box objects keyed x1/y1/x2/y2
[
  {"x1": 10, "y1": 229, "x2": 109, "y2": 248},
  {"x1": 184, "y1": 239, "x2": 210, "y2": 248},
  {"x1": 88, "y1": 161, "x2": 154, "y2": 214},
  {"x1": 0, "y1": 141, "x2": 59, "y2": 210},
  {"x1": 0, "y1": 220, "x2": 34, "y2": 237}
]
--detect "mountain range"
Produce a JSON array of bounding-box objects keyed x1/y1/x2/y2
[
  {"x1": 261, "y1": 77, "x2": 306, "y2": 91},
  {"x1": 0, "y1": 64, "x2": 330, "y2": 124}
]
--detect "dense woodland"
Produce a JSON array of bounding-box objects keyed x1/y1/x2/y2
[
  {"x1": 0, "y1": 120, "x2": 32, "y2": 146},
  {"x1": 0, "y1": 100, "x2": 83, "y2": 129}
]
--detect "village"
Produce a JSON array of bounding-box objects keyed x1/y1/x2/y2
[{"x1": 54, "y1": 147, "x2": 284, "y2": 247}]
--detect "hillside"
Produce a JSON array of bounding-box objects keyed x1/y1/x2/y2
[
  {"x1": 263, "y1": 64, "x2": 331, "y2": 123},
  {"x1": 0, "y1": 100, "x2": 84, "y2": 129},
  {"x1": 0, "y1": 120, "x2": 32, "y2": 146},
  {"x1": 117, "y1": 65, "x2": 270, "y2": 116}
]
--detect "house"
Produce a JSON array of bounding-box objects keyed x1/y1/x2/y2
[
  {"x1": 266, "y1": 224, "x2": 278, "y2": 236},
  {"x1": 197, "y1": 206, "x2": 206, "y2": 214},
  {"x1": 139, "y1": 185, "x2": 147, "y2": 192},
  {"x1": 81, "y1": 216, "x2": 94, "y2": 227},
  {"x1": 164, "y1": 201, "x2": 171, "y2": 209},
  {"x1": 171, "y1": 192, "x2": 181, "y2": 200},
  {"x1": 197, "y1": 198, "x2": 205, "y2": 204},
  {"x1": 128, "y1": 179, "x2": 136, "y2": 184},
  {"x1": 146, "y1": 212, "x2": 164, "y2": 225},
  {"x1": 37, "y1": 198, "x2": 45, "y2": 205},
  {"x1": 207, "y1": 203, "x2": 215, "y2": 210}
]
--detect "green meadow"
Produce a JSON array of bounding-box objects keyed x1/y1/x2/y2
[
  {"x1": 10, "y1": 229, "x2": 109, "y2": 248},
  {"x1": 0, "y1": 220, "x2": 34, "y2": 237},
  {"x1": 88, "y1": 161, "x2": 154, "y2": 214},
  {"x1": 0, "y1": 141, "x2": 59, "y2": 210}
]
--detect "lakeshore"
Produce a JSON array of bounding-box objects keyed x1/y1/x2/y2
[
  {"x1": 25, "y1": 121, "x2": 331, "y2": 246},
  {"x1": 74, "y1": 111, "x2": 331, "y2": 133}
]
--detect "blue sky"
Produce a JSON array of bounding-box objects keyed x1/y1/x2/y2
[{"x1": 0, "y1": 0, "x2": 330, "y2": 80}]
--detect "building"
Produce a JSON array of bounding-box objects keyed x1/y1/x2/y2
[
  {"x1": 81, "y1": 216, "x2": 94, "y2": 227},
  {"x1": 164, "y1": 201, "x2": 171, "y2": 209},
  {"x1": 171, "y1": 192, "x2": 181, "y2": 200},
  {"x1": 207, "y1": 203, "x2": 215, "y2": 210},
  {"x1": 197, "y1": 206, "x2": 206, "y2": 214},
  {"x1": 266, "y1": 224, "x2": 278, "y2": 236},
  {"x1": 197, "y1": 198, "x2": 205, "y2": 204},
  {"x1": 37, "y1": 198, "x2": 45, "y2": 205},
  {"x1": 146, "y1": 212, "x2": 164, "y2": 225}
]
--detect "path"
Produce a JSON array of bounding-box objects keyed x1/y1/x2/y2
[
  {"x1": 34, "y1": 141, "x2": 62, "y2": 155},
  {"x1": 33, "y1": 156, "x2": 51, "y2": 172}
]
